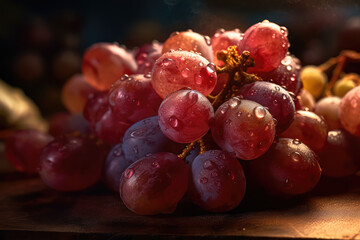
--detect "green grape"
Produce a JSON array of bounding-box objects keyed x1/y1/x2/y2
[
  {"x1": 334, "y1": 78, "x2": 357, "y2": 97},
  {"x1": 300, "y1": 66, "x2": 327, "y2": 98}
]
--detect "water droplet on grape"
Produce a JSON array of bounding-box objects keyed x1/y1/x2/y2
[
  {"x1": 247, "y1": 113, "x2": 252, "y2": 118},
  {"x1": 216, "y1": 28, "x2": 225, "y2": 34},
  {"x1": 211, "y1": 171, "x2": 218, "y2": 177},
  {"x1": 254, "y1": 106, "x2": 266, "y2": 119},
  {"x1": 280, "y1": 26, "x2": 288, "y2": 36},
  {"x1": 144, "y1": 72, "x2": 151, "y2": 78},
  {"x1": 113, "y1": 149, "x2": 121, "y2": 156},
  {"x1": 124, "y1": 168, "x2": 134, "y2": 179},
  {"x1": 133, "y1": 145, "x2": 139, "y2": 154},
  {"x1": 170, "y1": 31, "x2": 179, "y2": 37},
  {"x1": 152, "y1": 162, "x2": 160, "y2": 168},
  {"x1": 248, "y1": 130, "x2": 254, "y2": 137},
  {"x1": 181, "y1": 68, "x2": 191, "y2": 78},
  {"x1": 290, "y1": 152, "x2": 302, "y2": 162},
  {"x1": 351, "y1": 99, "x2": 358, "y2": 108},
  {"x1": 286, "y1": 65, "x2": 292, "y2": 71},
  {"x1": 273, "y1": 99, "x2": 278, "y2": 105},
  {"x1": 292, "y1": 139, "x2": 301, "y2": 145},
  {"x1": 203, "y1": 160, "x2": 212, "y2": 169},
  {"x1": 169, "y1": 116, "x2": 180, "y2": 128},
  {"x1": 203, "y1": 35, "x2": 211, "y2": 45},
  {"x1": 229, "y1": 98, "x2": 239, "y2": 108},
  {"x1": 225, "y1": 119, "x2": 232, "y2": 125},
  {"x1": 120, "y1": 74, "x2": 129, "y2": 81},
  {"x1": 262, "y1": 19, "x2": 270, "y2": 23},
  {"x1": 195, "y1": 74, "x2": 203, "y2": 85},
  {"x1": 200, "y1": 177, "x2": 208, "y2": 184},
  {"x1": 162, "y1": 58, "x2": 175, "y2": 67}
]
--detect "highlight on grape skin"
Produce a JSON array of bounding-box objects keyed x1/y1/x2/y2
[
  {"x1": 211, "y1": 98, "x2": 276, "y2": 160},
  {"x1": 151, "y1": 50, "x2": 217, "y2": 99},
  {"x1": 162, "y1": 30, "x2": 213, "y2": 62},
  {"x1": 120, "y1": 152, "x2": 189, "y2": 215},
  {"x1": 82, "y1": 42, "x2": 137, "y2": 91},
  {"x1": 158, "y1": 89, "x2": 214, "y2": 143}
]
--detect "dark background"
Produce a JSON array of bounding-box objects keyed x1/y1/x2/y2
[{"x1": 0, "y1": 0, "x2": 359, "y2": 117}]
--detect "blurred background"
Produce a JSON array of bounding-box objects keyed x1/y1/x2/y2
[{"x1": 0, "y1": 0, "x2": 359, "y2": 117}]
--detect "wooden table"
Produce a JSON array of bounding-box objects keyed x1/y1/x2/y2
[{"x1": 0, "y1": 143, "x2": 359, "y2": 240}]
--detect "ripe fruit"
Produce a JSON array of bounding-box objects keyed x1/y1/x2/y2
[
  {"x1": 339, "y1": 86, "x2": 360, "y2": 136},
  {"x1": 300, "y1": 65, "x2": 327, "y2": 98}
]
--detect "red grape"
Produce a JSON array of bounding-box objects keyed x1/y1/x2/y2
[
  {"x1": 158, "y1": 89, "x2": 214, "y2": 143},
  {"x1": 108, "y1": 74, "x2": 162, "y2": 123},
  {"x1": 339, "y1": 86, "x2": 360, "y2": 136},
  {"x1": 48, "y1": 113, "x2": 91, "y2": 138},
  {"x1": 120, "y1": 152, "x2": 189, "y2": 215},
  {"x1": 237, "y1": 81, "x2": 295, "y2": 133},
  {"x1": 314, "y1": 96, "x2": 342, "y2": 131},
  {"x1": 239, "y1": 20, "x2": 289, "y2": 72},
  {"x1": 318, "y1": 130, "x2": 359, "y2": 178},
  {"x1": 162, "y1": 30, "x2": 213, "y2": 61},
  {"x1": 82, "y1": 43, "x2": 137, "y2": 90},
  {"x1": 280, "y1": 110, "x2": 328, "y2": 152},
  {"x1": 61, "y1": 74, "x2": 97, "y2": 113},
  {"x1": 248, "y1": 138, "x2": 322, "y2": 196},
  {"x1": 38, "y1": 134, "x2": 109, "y2": 191},
  {"x1": 212, "y1": 98, "x2": 275, "y2": 160},
  {"x1": 135, "y1": 41, "x2": 162, "y2": 74},
  {"x1": 83, "y1": 91, "x2": 109, "y2": 126},
  {"x1": 188, "y1": 150, "x2": 246, "y2": 212},
  {"x1": 151, "y1": 50, "x2": 217, "y2": 99},
  {"x1": 5, "y1": 129, "x2": 54, "y2": 174}
]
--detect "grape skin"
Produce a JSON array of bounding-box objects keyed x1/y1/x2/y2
[
  {"x1": 237, "y1": 81, "x2": 295, "y2": 133},
  {"x1": 158, "y1": 89, "x2": 214, "y2": 143},
  {"x1": 188, "y1": 150, "x2": 246, "y2": 212},
  {"x1": 212, "y1": 98, "x2": 275, "y2": 160},
  {"x1": 314, "y1": 96, "x2": 342, "y2": 131},
  {"x1": 120, "y1": 152, "x2": 189, "y2": 215},
  {"x1": 300, "y1": 65, "x2": 327, "y2": 99},
  {"x1": 162, "y1": 31, "x2": 213, "y2": 61},
  {"x1": 135, "y1": 41, "x2": 162, "y2": 74},
  {"x1": 83, "y1": 91, "x2": 109, "y2": 126},
  {"x1": 82, "y1": 43, "x2": 137, "y2": 90},
  {"x1": 39, "y1": 134, "x2": 109, "y2": 191},
  {"x1": 280, "y1": 110, "x2": 328, "y2": 153},
  {"x1": 339, "y1": 86, "x2": 360, "y2": 136},
  {"x1": 248, "y1": 138, "x2": 322, "y2": 196},
  {"x1": 5, "y1": 129, "x2": 54, "y2": 174},
  {"x1": 151, "y1": 50, "x2": 217, "y2": 99},
  {"x1": 108, "y1": 74, "x2": 162, "y2": 123}
]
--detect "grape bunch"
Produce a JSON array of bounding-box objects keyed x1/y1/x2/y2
[{"x1": 5, "y1": 20, "x2": 360, "y2": 216}]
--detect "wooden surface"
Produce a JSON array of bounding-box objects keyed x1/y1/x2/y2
[{"x1": 0, "y1": 143, "x2": 359, "y2": 240}]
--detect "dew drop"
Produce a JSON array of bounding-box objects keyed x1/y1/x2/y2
[
  {"x1": 237, "y1": 111, "x2": 243, "y2": 117},
  {"x1": 225, "y1": 119, "x2": 232, "y2": 125},
  {"x1": 280, "y1": 26, "x2": 288, "y2": 37},
  {"x1": 162, "y1": 58, "x2": 175, "y2": 67},
  {"x1": 254, "y1": 106, "x2": 266, "y2": 119},
  {"x1": 262, "y1": 19, "x2": 270, "y2": 23},
  {"x1": 290, "y1": 152, "x2": 302, "y2": 162},
  {"x1": 239, "y1": 33, "x2": 245, "y2": 40},
  {"x1": 152, "y1": 162, "x2": 160, "y2": 168},
  {"x1": 204, "y1": 35, "x2": 211, "y2": 45},
  {"x1": 286, "y1": 65, "x2": 292, "y2": 71},
  {"x1": 181, "y1": 68, "x2": 191, "y2": 78},
  {"x1": 292, "y1": 139, "x2": 301, "y2": 145},
  {"x1": 247, "y1": 113, "x2": 252, "y2": 118},
  {"x1": 120, "y1": 74, "x2": 129, "y2": 81},
  {"x1": 203, "y1": 160, "x2": 213, "y2": 169},
  {"x1": 275, "y1": 86, "x2": 280, "y2": 91},
  {"x1": 124, "y1": 168, "x2": 134, "y2": 179},
  {"x1": 144, "y1": 72, "x2": 152, "y2": 78},
  {"x1": 186, "y1": 90, "x2": 198, "y2": 103},
  {"x1": 229, "y1": 98, "x2": 239, "y2": 108},
  {"x1": 113, "y1": 149, "x2": 121, "y2": 157},
  {"x1": 170, "y1": 31, "x2": 179, "y2": 37},
  {"x1": 169, "y1": 116, "x2": 181, "y2": 128},
  {"x1": 220, "y1": 103, "x2": 229, "y2": 114},
  {"x1": 133, "y1": 145, "x2": 139, "y2": 154},
  {"x1": 351, "y1": 99, "x2": 358, "y2": 108},
  {"x1": 216, "y1": 28, "x2": 225, "y2": 34},
  {"x1": 248, "y1": 130, "x2": 254, "y2": 137},
  {"x1": 282, "y1": 94, "x2": 288, "y2": 101},
  {"x1": 206, "y1": 63, "x2": 216, "y2": 75},
  {"x1": 200, "y1": 177, "x2": 208, "y2": 184},
  {"x1": 211, "y1": 171, "x2": 218, "y2": 177},
  {"x1": 195, "y1": 74, "x2": 203, "y2": 85},
  {"x1": 273, "y1": 99, "x2": 278, "y2": 106}
]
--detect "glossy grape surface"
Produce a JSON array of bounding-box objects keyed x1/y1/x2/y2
[
  {"x1": 254, "y1": 54, "x2": 302, "y2": 94},
  {"x1": 5, "y1": 129, "x2": 54, "y2": 174},
  {"x1": 122, "y1": 116, "x2": 184, "y2": 162},
  {"x1": 188, "y1": 150, "x2": 246, "y2": 212},
  {"x1": 318, "y1": 130, "x2": 359, "y2": 178},
  {"x1": 108, "y1": 74, "x2": 162, "y2": 123},
  {"x1": 158, "y1": 89, "x2": 214, "y2": 143},
  {"x1": 61, "y1": 74, "x2": 97, "y2": 113},
  {"x1": 82, "y1": 43, "x2": 137, "y2": 90},
  {"x1": 339, "y1": 86, "x2": 360, "y2": 136},
  {"x1": 212, "y1": 98, "x2": 275, "y2": 160},
  {"x1": 280, "y1": 110, "x2": 328, "y2": 152},
  {"x1": 152, "y1": 50, "x2": 217, "y2": 99},
  {"x1": 39, "y1": 134, "x2": 109, "y2": 191},
  {"x1": 162, "y1": 31, "x2": 213, "y2": 61},
  {"x1": 83, "y1": 91, "x2": 109, "y2": 126},
  {"x1": 239, "y1": 20, "x2": 289, "y2": 72},
  {"x1": 120, "y1": 152, "x2": 189, "y2": 215},
  {"x1": 135, "y1": 41, "x2": 162, "y2": 74},
  {"x1": 297, "y1": 89, "x2": 315, "y2": 111},
  {"x1": 314, "y1": 96, "x2": 342, "y2": 131},
  {"x1": 237, "y1": 81, "x2": 295, "y2": 133},
  {"x1": 249, "y1": 138, "x2": 322, "y2": 196}
]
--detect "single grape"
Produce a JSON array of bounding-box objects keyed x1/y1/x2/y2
[
  {"x1": 211, "y1": 29, "x2": 243, "y2": 67},
  {"x1": 212, "y1": 98, "x2": 275, "y2": 160},
  {"x1": 38, "y1": 134, "x2": 109, "y2": 191},
  {"x1": 254, "y1": 54, "x2": 302, "y2": 94},
  {"x1": 237, "y1": 81, "x2": 295, "y2": 133},
  {"x1": 82, "y1": 43, "x2": 137, "y2": 90},
  {"x1": 122, "y1": 116, "x2": 184, "y2": 162},
  {"x1": 318, "y1": 130, "x2": 359, "y2": 178},
  {"x1": 314, "y1": 96, "x2": 342, "y2": 130},
  {"x1": 108, "y1": 74, "x2": 162, "y2": 123},
  {"x1": 339, "y1": 86, "x2": 360, "y2": 136},
  {"x1": 300, "y1": 65, "x2": 327, "y2": 98},
  {"x1": 48, "y1": 113, "x2": 91, "y2": 138},
  {"x1": 120, "y1": 152, "x2": 189, "y2": 215},
  {"x1": 297, "y1": 88, "x2": 315, "y2": 111},
  {"x1": 135, "y1": 41, "x2": 162, "y2": 74},
  {"x1": 151, "y1": 50, "x2": 217, "y2": 99},
  {"x1": 280, "y1": 110, "x2": 328, "y2": 152},
  {"x1": 248, "y1": 138, "x2": 322, "y2": 196},
  {"x1": 188, "y1": 150, "x2": 246, "y2": 212},
  {"x1": 103, "y1": 143, "x2": 134, "y2": 192},
  {"x1": 239, "y1": 20, "x2": 289, "y2": 72},
  {"x1": 158, "y1": 89, "x2": 214, "y2": 143},
  {"x1": 61, "y1": 74, "x2": 97, "y2": 113},
  {"x1": 83, "y1": 91, "x2": 109, "y2": 126},
  {"x1": 93, "y1": 108, "x2": 131, "y2": 145},
  {"x1": 162, "y1": 30, "x2": 213, "y2": 61},
  {"x1": 334, "y1": 77, "x2": 357, "y2": 97},
  {"x1": 5, "y1": 129, "x2": 54, "y2": 174}
]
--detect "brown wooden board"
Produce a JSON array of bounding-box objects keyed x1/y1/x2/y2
[{"x1": 0, "y1": 143, "x2": 359, "y2": 240}]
